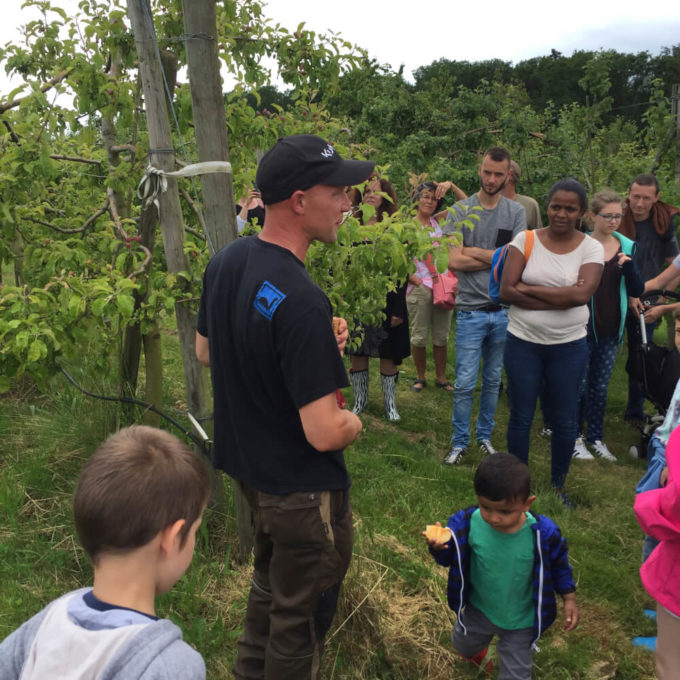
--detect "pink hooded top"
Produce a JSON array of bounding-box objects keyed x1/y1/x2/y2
[{"x1": 634, "y1": 425, "x2": 680, "y2": 617}]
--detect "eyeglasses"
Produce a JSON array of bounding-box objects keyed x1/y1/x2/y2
[{"x1": 598, "y1": 213, "x2": 623, "y2": 221}]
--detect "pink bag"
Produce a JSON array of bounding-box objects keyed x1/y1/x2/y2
[{"x1": 431, "y1": 270, "x2": 458, "y2": 310}]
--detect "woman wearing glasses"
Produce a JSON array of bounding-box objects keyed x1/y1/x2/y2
[{"x1": 575, "y1": 190, "x2": 644, "y2": 461}]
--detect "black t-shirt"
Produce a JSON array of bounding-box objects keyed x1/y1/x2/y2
[
  {"x1": 633, "y1": 216, "x2": 680, "y2": 282},
  {"x1": 197, "y1": 236, "x2": 350, "y2": 494},
  {"x1": 591, "y1": 250, "x2": 622, "y2": 338}
]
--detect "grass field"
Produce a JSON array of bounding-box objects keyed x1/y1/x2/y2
[{"x1": 0, "y1": 323, "x2": 669, "y2": 679}]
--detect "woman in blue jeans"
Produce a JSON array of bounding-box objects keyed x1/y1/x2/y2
[{"x1": 499, "y1": 179, "x2": 604, "y2": 507}]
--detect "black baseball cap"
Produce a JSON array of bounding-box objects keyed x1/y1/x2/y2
[{"x1": 256, "y1": 134, "x2": 375, "y2": 205}]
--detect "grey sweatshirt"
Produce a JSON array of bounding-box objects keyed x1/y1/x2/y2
[{"x1": 0, "y1": 589, "x2": 205, "y2": 679}]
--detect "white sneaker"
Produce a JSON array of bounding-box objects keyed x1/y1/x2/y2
[
  {"x1": 540, "y1": 426, "x2": 552, "y2": 438},
  {"x1": 590, "y1": 440, "x2": 616, "y2": 461},
  {"x1": 444, "y1": 447, "x2": 466, "y2": 466},
  {"x1": 572, "y1": 437, "x2": 594, "y2": 460},
  {"x1": 478, "y1": 439, "x2": 497, "y2": 456}
]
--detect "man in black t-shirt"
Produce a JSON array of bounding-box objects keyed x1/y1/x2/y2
[
  {"x1": 618, "y1": 173, "x2": 680, "y2": 421},
  {"x1": 196, "y1": 135, "x2": 372, "y2": 680}
]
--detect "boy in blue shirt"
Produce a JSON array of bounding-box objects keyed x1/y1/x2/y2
[
  {"x1": 424, "y1": 453, "x2": 578, "y2": 678},
  {"x1": 0, "y1": 426, "x2": 210, "y2": 679}
]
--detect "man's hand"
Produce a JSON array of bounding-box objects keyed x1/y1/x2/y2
[
  {"x1": 643, "y1": 305, "x2": 665, "y2": 324},
  {"x1": 462, "y1": 246, "x2": 492, "y2": 264},
  {"x1": 660, "y1": 466, "x2": 669, "y2": 487},
  {"x1": 629, "y1": 297, "x2": 643, "y2": 314},
  {"x1": 410, "y1": 275, "x2": 423, "y2": 286},
  {"x1": 333, "y1": 317, "x2": 349, "y2": 356},
  {"x1": 562, "y1": 594, "x2": 579, "y2": 631},
  {"x1": 390, "y1": 316, "x2": 404, "y2": 327}
]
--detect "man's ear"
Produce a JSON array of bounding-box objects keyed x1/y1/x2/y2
[
  {"x1": 289, "y1": 190, "x2": 306, "y2": 215},
  {"x1": 159, "y1": 519, "x2": 186, "y2": 555}
]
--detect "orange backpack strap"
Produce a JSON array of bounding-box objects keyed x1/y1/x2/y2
[{"x1": 523, "y1": 229, "x2": 535, "y2": 261}]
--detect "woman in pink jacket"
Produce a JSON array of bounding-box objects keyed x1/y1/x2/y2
[{"x1": 634, "y1": 425, "x2": 680, "y2": 679}]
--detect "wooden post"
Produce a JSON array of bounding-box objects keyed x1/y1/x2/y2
[
  {"x1": 181, "y1": 0, "x2": 238, "y2": 253},
  {"x1": 126, "y1": 0, "x2": 210, "y2": 421},
  {"x1": 673, "y1": 84, "x2": 680, "y2": 185},
  {"x1": 181, "y1": 0, "x2": 252, "y2": 559}
]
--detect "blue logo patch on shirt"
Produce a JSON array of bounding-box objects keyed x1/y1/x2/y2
[{"x1": 254, "y1": 281, "x2": 286, "y2": 320}]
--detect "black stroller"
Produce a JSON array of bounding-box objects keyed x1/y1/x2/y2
[{"x1": 626, "y1": 289, "x2": 680, "y2": 458}]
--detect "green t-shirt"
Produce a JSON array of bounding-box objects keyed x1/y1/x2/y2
[{"x1": 468, "y1": 508, "x2": 537, "y2": 630}]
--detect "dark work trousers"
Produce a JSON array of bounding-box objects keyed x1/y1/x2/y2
[{"x1": 233, "y1": 482, "x2": 353, "y2": 680}]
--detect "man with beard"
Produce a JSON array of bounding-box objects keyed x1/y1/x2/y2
[{"x1": 441, "y1": 147, "x2": 526, "y2": 465}]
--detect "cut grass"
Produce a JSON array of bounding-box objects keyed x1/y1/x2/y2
[{"x1": 0, "y1": 328, "x2": 665, "y2": 679}]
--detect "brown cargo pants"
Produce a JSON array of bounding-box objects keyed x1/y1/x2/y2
[{"x1": 233, "y1": 483, "x2": 353, "y2": 680}]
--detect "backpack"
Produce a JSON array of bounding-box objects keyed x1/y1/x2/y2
[{"x1": 488, "y1": 230, "x2": 534, "y2": 304}]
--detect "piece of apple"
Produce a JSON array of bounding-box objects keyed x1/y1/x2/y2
[{"x1": 425, "y1": 525, "x2": 451, "y2": 542}]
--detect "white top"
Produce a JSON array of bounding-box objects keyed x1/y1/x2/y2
[
  {"x1": 507, "y1": 230, "x2": 604, "y2": 345},
  {"x1": 20, "y1": 593, "x2": 149, "y2": 680},
  {"x1": 407, "y1": 217, "x2": 442, "y2": 294}
]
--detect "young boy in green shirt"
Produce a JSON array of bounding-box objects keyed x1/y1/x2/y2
[{"x1": 424, "y1": 454, "x2": 578, "y2": 678}]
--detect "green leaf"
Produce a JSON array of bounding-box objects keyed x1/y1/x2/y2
[
  {"x1": 116, "y1": 294, "x2": 134, "y2": 319},
  {"x1": 27, "y1": 339, "x2": 46, "y2": 362}
]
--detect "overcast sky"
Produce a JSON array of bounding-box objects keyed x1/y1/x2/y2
[{"x1": 1, "y1": 0, "x2": 679, "y2": 96}]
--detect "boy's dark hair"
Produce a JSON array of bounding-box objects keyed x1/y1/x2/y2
[
  {"x1": 74, "y1": 426, "x2": 211, "y2": 562},
  {"x1": 474, "y1": 453, "x2": 531, "y2": 502}
]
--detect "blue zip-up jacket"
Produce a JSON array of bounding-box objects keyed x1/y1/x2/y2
[
  {"x1": 587, "y1": 231, "x2": 643, "y2": 343},
  {"x1": 429, "y1": 506, "x2": 575, "y2": 648}
]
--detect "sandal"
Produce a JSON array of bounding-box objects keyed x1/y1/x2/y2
[
  {"x1": 435, "y1": 380, "x2": 454, "y2": 392},
  {"x1": 410, "y1": 379, "x2": 426, "y2": 392}
]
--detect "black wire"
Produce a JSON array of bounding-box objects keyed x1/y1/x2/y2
[{"x1": 59, "y1": 367, "x2": 211, "y2": 457}]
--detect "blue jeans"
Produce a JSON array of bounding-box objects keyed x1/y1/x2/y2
[
  {"x1": 504, "y1": 333, "x2": 589, "y2": 489},
  {"x1": 578, "y1": 334, "x2": 619, "y2": 442},
  {"x1": 451, "y1": 309, "x2": 508, "y2": 448}
]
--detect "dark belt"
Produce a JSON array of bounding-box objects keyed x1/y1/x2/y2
[{"x1": 475, "y1": 304, "x2": 503, "y2": 312}]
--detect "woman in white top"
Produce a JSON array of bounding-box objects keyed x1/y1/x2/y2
[{"x1": 499, "y1": 178, "x2": 604, "y2": 507}]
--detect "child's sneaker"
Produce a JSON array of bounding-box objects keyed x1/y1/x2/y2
[
  {"x1": 590, "y1": 440, "x2": 616, "y2": 461},
  {"x1": 572, "y1": 437, "x2": 594, "y2": 460},
  {"x1": 466, "y1": 646, "x2": 494, "y2": 674}
]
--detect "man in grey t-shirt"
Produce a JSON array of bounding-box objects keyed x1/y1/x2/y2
[{"x1": 442, "y1": 147, "x2": 526, "y2": 464}]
